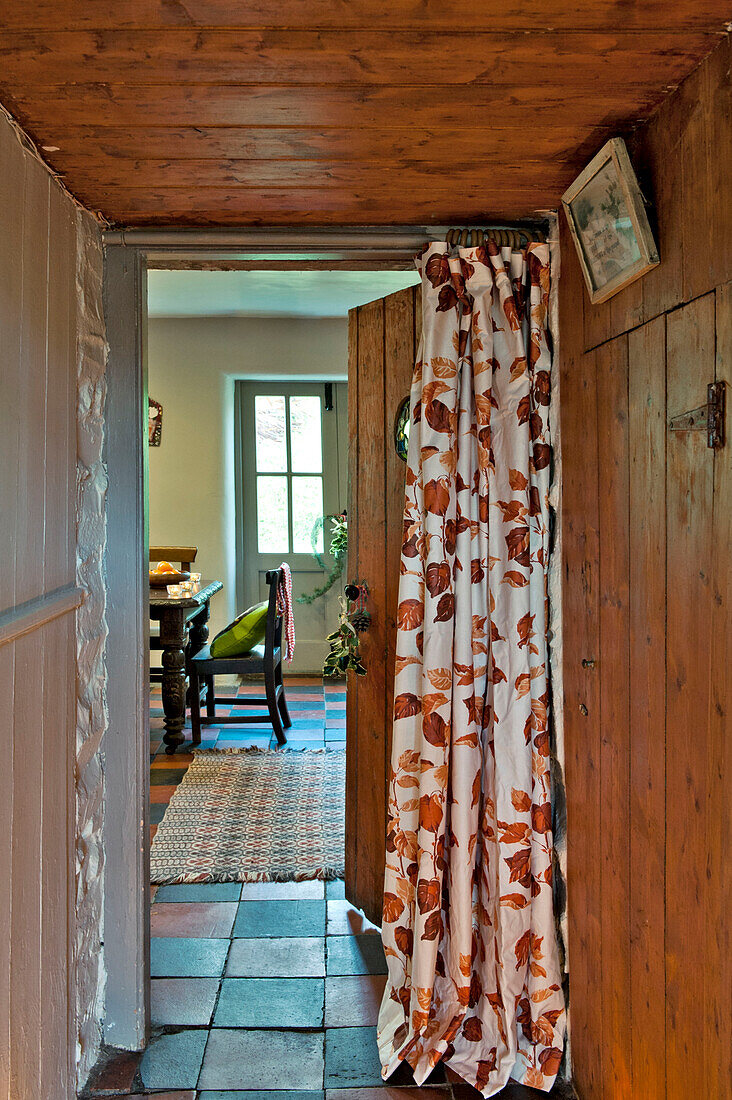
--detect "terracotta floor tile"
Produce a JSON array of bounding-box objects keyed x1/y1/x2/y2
[
  {"x1": 150, "y1": 785, "x2": 178, "y2": 803},
  {"x1": 324, "y1": 974, "x2": 387, "y2": 1027},
  {"x1": 84, "y1": 1047, "x2": 141, "y2": 1092},
  {"x1": 150, "y1": 902, "x2": 237, "y2": 938}
]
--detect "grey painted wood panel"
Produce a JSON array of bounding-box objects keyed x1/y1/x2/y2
[{"x1": 0, "y1": 110, "x2": 83, "y2": 1099}]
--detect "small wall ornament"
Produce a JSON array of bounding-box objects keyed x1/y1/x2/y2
[
  {"x1": 562, "y1": 137, "x2": 659, "y2": 304},
  {"x1": 148, "y1": 397, "x2": 163, "y2": 446}
]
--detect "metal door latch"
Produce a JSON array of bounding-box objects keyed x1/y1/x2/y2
[{"x1": 669, "y1": 381, "x2": 726, "y2": 449}]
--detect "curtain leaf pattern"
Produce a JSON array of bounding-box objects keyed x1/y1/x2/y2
[{"x1": 378, "y1": 242, "x2": 565, "y2": 1096}]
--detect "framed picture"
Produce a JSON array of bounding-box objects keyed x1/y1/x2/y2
[
  {"x1": 148, "y1": 397, "x2": 163, "y2": 446},
  {"x1": 562, "y1": 137, "x2": 659, "y2": 304}
]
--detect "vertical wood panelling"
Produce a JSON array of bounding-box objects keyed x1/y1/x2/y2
[
  {"x1": 44, "y1": 185, "x2": 76, "y2": 592},
  {"x1": 709, "y1": 281, "x2": 731, "y2": 1099},
  {"x1": 559, "y1": 203, "x2": 603, "y2": 1096},
  {"x1": 596, "y1": 336, "x2": 632, "y2": 1096},
  {"x1": 0, "y1": 115, "x2": 81, "y2": 1099},
  {"x1": 665, "y1": 293, "x2": 716, "y2": 1090},
  {"x1": 10, "y1": 154, "x2": 51, "y2": 1100},
  {"x1": 383, "y1": 286, "x2": 416, "y2": 804},
  {"x1": 561, "y1": 40, "x2": 730, "y2": 1099},
  {"x1": 627, "y1": 315, "x2": 667, "y2": 1099},
  {"x1": 352, "y1": 298, "x2": 386, "y2": 919},
  {"x1": 0, "y1": 112, "x2": 24, "y2": 1100},
  {"x1": 345, "y1": 308, "x2": 359, "y2": 898},
  {"x1": 346, "y1": 288, "x2": 418, "y2": 925}
]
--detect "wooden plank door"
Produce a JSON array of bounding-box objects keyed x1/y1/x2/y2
[{"x1": 346, "y1": 284, "x2": 420, "y2": 925}]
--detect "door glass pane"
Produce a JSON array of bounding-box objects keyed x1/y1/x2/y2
[
  {"x1": 292, "y1": 476, "x2": 324, "y2": 553},
  {"x1": 255, "y1": 395, "x2": 287, "y2": 472},
  {"x1": 257, "y1": 475, "x2": 289, "y2": 553},
  {"x1": 290, "y1": 395, "x2": 323, "y2": 472}
]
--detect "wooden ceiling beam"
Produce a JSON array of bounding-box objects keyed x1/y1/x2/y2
[
  {"x1": 50, "y1": 158, "x2": 575, "y2": 190},
  {"x1": 24, "y1": 126, "x2": 617, "y2": 162},
  {"x1": 0, "y1": 29, "x2": 720, "y2": 87},
  {"x1": 0, "y1": 0, "x2": 729, "y2": 32},
  {"x1": 3, "y1": 83, "x2": 678, "y2": 129}
]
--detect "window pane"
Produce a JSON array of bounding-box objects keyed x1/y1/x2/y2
[
  {"x1": 257, "y1": 476, "x2": 289, "y2": 553},
  {"x1": 290, "y1": 395, "x2": 322, "y2": 472},
  {"x1": 292, "y1": 476, "x2": 324, "y2": 554},
  {"x1": 255, "y1": 395, "x2": 287, "y2": 472}
]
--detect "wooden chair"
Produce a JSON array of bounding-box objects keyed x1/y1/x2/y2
[{"x1": 188, "y1": 568, "x2": 292, "y2": 746}]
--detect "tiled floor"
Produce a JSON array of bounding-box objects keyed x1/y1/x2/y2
[{"x1": 83, "y1": 677, "x2": 571, "y2": 1099}]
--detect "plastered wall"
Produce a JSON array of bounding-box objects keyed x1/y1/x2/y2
[{"x1": 147, "y1": 314, "x2": 347, "y2": 638}]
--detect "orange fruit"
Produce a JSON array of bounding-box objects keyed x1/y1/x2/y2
[{"x1": 155, "y1": 560, "x2": 175, "y2": 573}]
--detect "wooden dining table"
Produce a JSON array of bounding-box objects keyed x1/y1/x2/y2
[{"x1": 149, "y1": 579, "x2": 223, "y2": 754}]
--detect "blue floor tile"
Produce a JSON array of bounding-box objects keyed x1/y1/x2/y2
[
  {"x1": 150, "y1": 804, "x2": 168, "y2": 825},
  {"x1": 233, "y1": 899, "x2": 326, "y2": 939},
  {"x1": 150, "y1": 936, "x2": 229, "y2": 977},
  {"x1": 154, "y1": 882, "x2": 242, "y2": 903},
  {"x1": 324, "y1": 1025, "x2": 382, "y2": 1087},
  {"x1": 138, "y1": 1028, "x2": 208, "y2": 1090},
  {"x1": 214, "y1": 976, "x2": 324, "y2": 1028}
]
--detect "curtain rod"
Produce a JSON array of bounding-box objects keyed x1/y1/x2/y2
[
  {"x1": 446, "y1": 226, "x2": 546, "y2": 249},
  {"x1": 102, "y1": 223, "x2": 547, "y2": 252}
]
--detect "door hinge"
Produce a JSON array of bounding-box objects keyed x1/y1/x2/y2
[{"x1": 669, "y1": 381, "x2": 726, "y2": 449}]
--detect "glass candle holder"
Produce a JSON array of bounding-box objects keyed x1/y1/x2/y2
[
  {"x1": 180, "y1": 580, "x2": 194, "y2": 595},
  {"x1": 167, "y1": 584, "x2": 183, "y2": 597}
]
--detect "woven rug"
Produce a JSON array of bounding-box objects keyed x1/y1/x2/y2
[{"x1": 150, "y1": 748, "x2": 345, "y2": 884}]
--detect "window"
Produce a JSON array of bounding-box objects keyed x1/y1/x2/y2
[{"x1": 253, "y1": 392, "x2": 325, "y2": 556}]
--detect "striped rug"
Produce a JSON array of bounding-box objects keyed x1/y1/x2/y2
[{"x1": 150, "y1": 748, "x2": 345, "y2": 884}]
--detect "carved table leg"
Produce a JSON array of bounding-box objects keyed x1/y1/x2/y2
[
  {"x1": 189, "y1": 603, "x2": 210, "y2": 655},
  {"x1": 160, "y1": 608, "x2": 188, "y2": 754},
  {"x1": 187, "y1": 604, "x2": 211, "y2": 713}
]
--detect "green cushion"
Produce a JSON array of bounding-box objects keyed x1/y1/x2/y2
[{"x1": 209, "y1": 601, "x2": 267, "y2": 658}]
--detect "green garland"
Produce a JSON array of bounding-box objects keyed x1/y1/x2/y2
[{"x1": 296, "y1": 513, "x2": 348, "y2": 605}]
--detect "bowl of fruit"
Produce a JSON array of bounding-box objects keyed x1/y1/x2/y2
[{"x1": 149, "y1": 560, "x2": 191, "y2": 587}]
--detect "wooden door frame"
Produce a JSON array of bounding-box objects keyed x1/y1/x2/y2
[{"x1": 101, "y1": 226, "x2": 444, "y2": 1047}]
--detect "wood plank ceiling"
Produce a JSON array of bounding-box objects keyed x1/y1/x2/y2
[{"x1": 0, "y1": 2, "x2": 728, "y2": 226}]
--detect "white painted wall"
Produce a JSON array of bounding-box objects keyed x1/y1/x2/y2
[{"x1": 147, "y1": 315, "x2": 348, "y2": 638}]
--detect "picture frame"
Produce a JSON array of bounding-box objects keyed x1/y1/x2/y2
[
  {"x1": 562, "y1": 137, "x2": 659, "y2": 304},
  {"x1": 148, "y1": 397, "x2": 163, "y2": 446}
]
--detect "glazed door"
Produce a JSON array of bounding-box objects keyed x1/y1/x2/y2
[
  {"x1": 346, "y1": 284, "x2": 421, "y2": 924},
  {"x1": 236, "y1": 380, "x2": 348, "y2": 674}
]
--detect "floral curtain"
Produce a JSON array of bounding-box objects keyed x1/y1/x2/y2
[{"x1": 378, "y1": 241, "x2": 565, "y2": 1096}]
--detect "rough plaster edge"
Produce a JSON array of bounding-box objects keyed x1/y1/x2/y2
[
  {"x1": 547, "y1": 214, "x2": 571, "y2": 1077},
  {"x1": 0, "y1": 100, "x2": 109, "y2": 227},
  {"x1": 74, "y1": 208, "x2": 109, "y2": 1090}
]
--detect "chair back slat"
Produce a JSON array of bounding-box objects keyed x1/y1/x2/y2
[{"x1": 264, "y1": 568, "x2": 283, "y2": 658}]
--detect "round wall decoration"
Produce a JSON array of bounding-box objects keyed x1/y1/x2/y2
[{"x1": 394, "y1": 395, "x2": 410, "y2": 462}]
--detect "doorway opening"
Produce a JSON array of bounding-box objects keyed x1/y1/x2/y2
[{"x1": 122, "y1": 252, "x2": 425, "y2": 1092}]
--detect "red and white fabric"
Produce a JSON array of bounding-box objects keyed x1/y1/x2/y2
[{"x1": 276, "y1": 562, "x2": 296, "y2": 662}]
